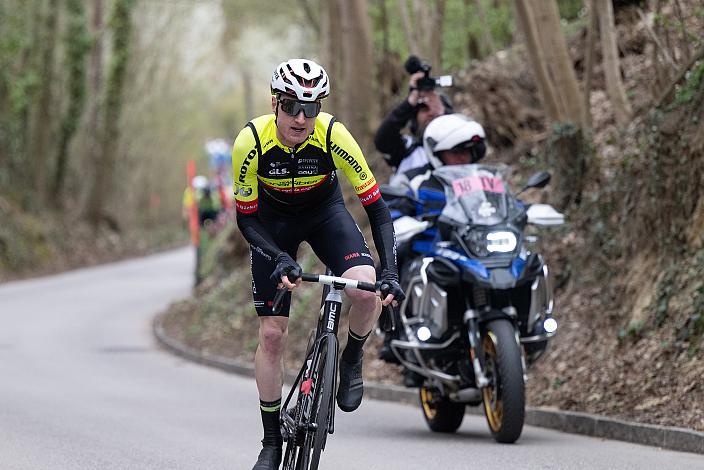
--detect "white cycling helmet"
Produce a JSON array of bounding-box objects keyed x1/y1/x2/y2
[
  {"x1": 271, "y1": 59, "x2": 330, "y2": 101},
  {"x1": 423, "y1": 113, "x2": 487, "y2": 168},
  {"x1": 192, "y1": 175, "x2": 208, "y2": 190}
]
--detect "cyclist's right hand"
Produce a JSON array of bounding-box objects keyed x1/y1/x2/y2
[{"x1": 270, "y1": 253, "x2": 302, "y2": 290}]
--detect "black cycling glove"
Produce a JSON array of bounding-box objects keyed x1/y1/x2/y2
[
  {"x1": 269, "y1": 252, "x2": 302, "y2": 286},
  {"x1": 378, "y1": 269, "x2": 405, "y2": 301}
]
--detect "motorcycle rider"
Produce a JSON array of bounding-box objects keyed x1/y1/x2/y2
[{"x1": 379, "y1": 113, "x2": 487, "y2": 379}]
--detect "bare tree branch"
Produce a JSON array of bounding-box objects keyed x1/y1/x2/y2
[
  {"x1": 398, "y1": 0, "x2": 419, "y2": 55},
  {"x1": 295, "y1": 0, "x2": 320, "y2": 36}
]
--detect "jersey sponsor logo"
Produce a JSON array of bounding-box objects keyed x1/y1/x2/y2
[
  {"x1": 298, "y1": 164, "x2": 318, "y2": 171},
  {"x1": 361, "y1": 252, "x2": 373, "y2": 260},
  {"x1": 236, "y1": 199, "x2": 258, "y2": 214},
  {"x1": 354, "y1": 176, "x2": 376, "y2": 192},
  {"x1": 358, "y1": 184, "x2": 381, "y2": 206},
  {"x1": 360, "y1": 172, "x2": 367, "y2": 180},
  {"x1": 269, "y1": 168, "x2": 289, "y2": 176},
  {"x1": 344, "y1": 252, "x2": 360, "y2": 261},
  {"x1": 236, "y1": 185, "x2": 253, "y2": 197},
  {"x1": 330, "y1": 141, "x2": 363, "y2": 173},
  {"x1": 299, "y1": 170, "x2": 317, "y2": 175},
  {"x1": 298, "y1": 158, "x2": 318, "y2": 164},
  {"x1": 238, "y1": 149, "x2": 257, "y2": 183}
]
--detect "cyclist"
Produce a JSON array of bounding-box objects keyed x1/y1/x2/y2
[{"x1": 232, "y1": 58, "x2": 405, "y2": 470}]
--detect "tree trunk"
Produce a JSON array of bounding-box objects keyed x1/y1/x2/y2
[
  {"x1": 516, "y1": 0, "x2": 590, "y2": 211},
  {"x1": 428, "y1": 0, "x2": 445, "y2": 74},
  {"x1": 531, "y1": 0, "x2": 584, "y2": 127},
  {"x1": 473, "y1": 0, "x2": 496, "y2": 57},
  {"x1": 514, "y1": 0, "x2": 562, "y2": 122},
  {"x1": 596, "y1": 0, "x2": 632, "y2": 125},
  {"x1": 86, "y1": 0, "x2": 135, "y2": 229},
  {"x1": 84, "y1": 0, "x2": 104, "y2": 223},
  {"x1": 32, "y1": 0, "x2": 60, "y2": 206},
  {"x1": 53, "y1": 0, "x2": 91, "y2": 207},
  {"x1": 582, "y1": 0, "x2": 598, "y2": 130},
  {"x1": 339, "y1": 0, "x2": 374, "y2": 140},
  {"x1": 398, "y1": 0, "x2": 419, "y2": 56},
  {"x1": 320, "y1": 1, "x2": 343, "y2": 115}
]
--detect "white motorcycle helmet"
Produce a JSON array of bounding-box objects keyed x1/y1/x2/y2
[
  {"x1": 270, "y1": 59, "x2": 330, "y2": 101},
  {"x1": 422, "y1": 113, "x2": 487, "y2": 168}
]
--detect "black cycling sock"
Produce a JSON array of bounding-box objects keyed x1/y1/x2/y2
[
  {"x1": 342, "y1": 329, "x2": 370, "y2": 363},
  {"x1": 259, "y1": 398, "x2": 283, "y2": 447}
]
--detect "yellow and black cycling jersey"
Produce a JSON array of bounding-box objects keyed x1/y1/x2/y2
[{"x1": 231, "y1": 112, "x2": 380, "y2": 214}]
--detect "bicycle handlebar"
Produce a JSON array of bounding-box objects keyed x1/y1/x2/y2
[{"x1": 272, "y1": 271, "x2": 382, "y2": 315}]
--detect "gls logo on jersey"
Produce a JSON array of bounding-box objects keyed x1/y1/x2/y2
[
  {"x1": 238, "y1": 149, "x2": 257, "y2": 183},
  {"x1": 269, "y1": 168, "x2": 289, "y2": 176}
]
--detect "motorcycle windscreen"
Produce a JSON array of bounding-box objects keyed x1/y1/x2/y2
[{"x1": 433, "y1": 164, "x2": 510, "y2": 226}]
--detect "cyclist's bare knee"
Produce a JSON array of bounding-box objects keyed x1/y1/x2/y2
[{"x1": 258, "y1": 316, "x2": 288, "y2": 356}]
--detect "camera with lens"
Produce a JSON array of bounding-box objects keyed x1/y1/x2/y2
[{"x1": 404, "y1": 55, "x2": 453, "y2": 92}]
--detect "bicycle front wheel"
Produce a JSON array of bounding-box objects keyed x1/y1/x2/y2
[
  {"x1": 307, "y1": 333, "x2": 337, "y2": 470},
  {"x1": 282, "y1": 332, "x2": 337, "y2": 470}
]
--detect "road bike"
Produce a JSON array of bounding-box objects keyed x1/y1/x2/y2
[{"x1": 274, "y1": 270, "x2": 391, "y2": 470}]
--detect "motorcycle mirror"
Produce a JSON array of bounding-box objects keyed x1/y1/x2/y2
[{"x1": 516, "y1": 171, "x2": 551, "y2": 196}]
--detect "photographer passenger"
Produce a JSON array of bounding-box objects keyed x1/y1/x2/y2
[{"x1": 374, "y1": 57, "x2": 453, "y2": 180}]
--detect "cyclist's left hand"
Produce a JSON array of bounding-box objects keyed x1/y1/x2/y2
[{"x1": 378, "y1": 271, "x2": 405, "y2": 307}]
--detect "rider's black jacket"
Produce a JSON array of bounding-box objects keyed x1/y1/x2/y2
[{"x1": 374, "y1": 100, "x2": 421, "y2": 168}]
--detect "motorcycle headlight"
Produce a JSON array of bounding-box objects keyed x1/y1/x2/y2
[
  {"x1": 465, "y1": 229, "x2": 518, "y2": 256},
  {"x1": 486, "y1": 231, "x2": 517, "y2": 253}
]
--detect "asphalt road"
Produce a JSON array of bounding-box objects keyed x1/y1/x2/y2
[{"x1": 0, "y1": 248, "x2": 701, "y2": 470}]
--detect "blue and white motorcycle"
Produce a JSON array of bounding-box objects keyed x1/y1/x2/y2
[{"x1": 381, "y1": 164, "x2": 564, "y2": 443}]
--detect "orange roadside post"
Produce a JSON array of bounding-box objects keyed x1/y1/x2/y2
[{"x1": 187, "y1": 160, "x2": 200, "y2": 247}]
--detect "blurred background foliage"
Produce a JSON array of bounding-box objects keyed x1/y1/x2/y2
[{"x1": 1, "y1": 0, "x2": 701, "y2": 278}]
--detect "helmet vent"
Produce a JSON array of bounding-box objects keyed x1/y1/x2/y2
[{"x1": 303, "y1": 61, "x2": 311, "y2": 73}]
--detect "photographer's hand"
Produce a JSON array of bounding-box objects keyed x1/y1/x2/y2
[{"x1": 407, "y1": 71, "x2": 426, "y2": 106}]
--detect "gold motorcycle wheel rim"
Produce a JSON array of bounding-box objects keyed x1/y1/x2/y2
[
  {"x1": 482, "y1": 332, "x2": 503, "y2": 432},
  {"x1": 420, "y1": 386, "x2": 437, "y2": 420}
]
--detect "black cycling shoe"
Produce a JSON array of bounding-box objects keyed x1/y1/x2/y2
[
  {"x1": 252, "y1": 445, "x2": 282, "y2": 470},
  {"x1": 336, "y1": 357, "x2": 364, "y2": 412}
]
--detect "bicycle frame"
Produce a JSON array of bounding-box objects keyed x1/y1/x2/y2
[
  {"x1": 281, "y1": 283, "x2": 343, "y2": 437},
  {"x1": 279, "y1": 272, "x2": 380, "y2": 470}
]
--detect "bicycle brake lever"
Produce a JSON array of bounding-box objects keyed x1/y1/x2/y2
[
  {"x1": 379, "y1": 305, "x2": 396, "y2": 332},
  {"x1": 272, "y1": 287, "x2": 288, "y2": 314}
]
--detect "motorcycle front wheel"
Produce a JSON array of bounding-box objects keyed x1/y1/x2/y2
[
  {"x1": 419, "y1": 384, "x2": 465, "y2": 433},
  {"x1": 481, "y1": 319, "x2": 525, "y2": 443}
]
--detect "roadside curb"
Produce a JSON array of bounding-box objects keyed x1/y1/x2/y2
[{"x1": 153, "y1": 313, "x2": 703, "y2": 455}]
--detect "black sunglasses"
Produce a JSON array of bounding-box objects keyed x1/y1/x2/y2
[{"x1": 278, "y1": 98, "x2": 321, "y2": 118}]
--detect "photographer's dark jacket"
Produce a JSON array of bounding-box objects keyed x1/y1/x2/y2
[{"x1": 374, "y1": 100, "x2": 427, "y2": 169}]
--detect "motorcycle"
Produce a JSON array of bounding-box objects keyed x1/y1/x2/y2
[{"x1": 381, "y1": 164, "x2": 564, "y2": 443}]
